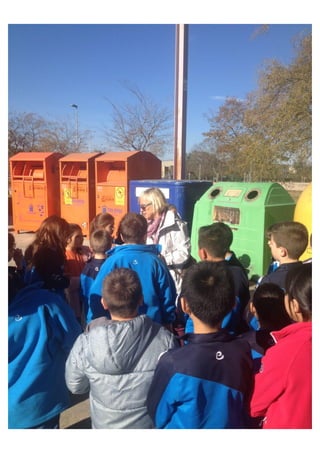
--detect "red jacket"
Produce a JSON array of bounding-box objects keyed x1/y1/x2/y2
[{"x1": 250, "y1": 322, "x2": 312, "y2": 429}]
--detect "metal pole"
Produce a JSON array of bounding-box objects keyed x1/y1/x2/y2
[
  {"x1": 173, "y1": 24, "x2": 188, "y2": 180},
  {"x1": 71, "y1": 104, "x2": 79, "y2": 148}
]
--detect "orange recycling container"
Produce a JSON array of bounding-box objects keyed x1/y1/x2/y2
[
  {"x1": 9, "y1": 152, "x2": 62, "y2": 232},
  {"x1": 59, "y1": 152, "x2": 101, "y2": 236},
  {"x1": 95, "y1": 151, "x2": 161, "y2": 232}
]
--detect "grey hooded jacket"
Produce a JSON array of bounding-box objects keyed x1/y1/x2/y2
[{"x1": 65, "y1": 315, "x2": 178, "y2": 428}]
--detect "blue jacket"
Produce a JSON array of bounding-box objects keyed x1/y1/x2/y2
[
  {"x1": 8, "y1": 282, "x2": 82, "y2": 428},
  {"x1": 146, "y1": 330, "x2": 254, "y2": 429},
  {"x1": 80, "y1": 257, "x2": 106, "y2": 321},
  {"x1": 87, "y1": 244, "x2": 177, "y2": 325},
  {"x1": 257, "y1": 261, "x2": 303, "y2": 290}
]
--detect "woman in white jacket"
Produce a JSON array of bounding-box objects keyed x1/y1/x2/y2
[{"x1": 138, "y1": 187, "x2": 193, "y2": 294}]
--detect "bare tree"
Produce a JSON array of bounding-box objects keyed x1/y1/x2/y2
[
  {"x1": 104, "y1": 84, "x2": 173, "y2": 157},
  {"x1": 8, "y1": 112, "x2": 94, "y2": 156}
]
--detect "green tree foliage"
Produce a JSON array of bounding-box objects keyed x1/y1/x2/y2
[{"x1": 199, "y1": 31, "x2": 311, "y2": 182}]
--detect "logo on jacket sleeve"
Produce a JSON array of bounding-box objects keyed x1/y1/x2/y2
[{"x1": 216, "y1": 351, "x2": 224, "y2": 360}]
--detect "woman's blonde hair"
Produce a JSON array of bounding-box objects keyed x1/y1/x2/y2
[{"x1": 140, "y1": 187, "x2": 168, "y2": 214}]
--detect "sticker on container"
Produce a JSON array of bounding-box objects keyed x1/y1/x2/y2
[
  {"x1": 115, "y1": 187, "x2": 125, "y2": 206},
  {"x1": 64, "y1": 188, "x2": 73, "y2": 205}
]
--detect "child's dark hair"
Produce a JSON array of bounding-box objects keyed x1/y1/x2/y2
[
  {"x1": 266, "y1": 221, "x2": 308, "y2": 259},
  {"x1": 32, "y1": 247, "x2": 70, "y2": 290},
  {"x1": 286, "y1": 262, "x2": 312, "y2": 321},
  {"x1": 181, "y1": 261, "x2": 235, "y2": 326},
  {"x1": 89, "y1": 213, "x2": 115, "y2": 235},
  {"x1": 253, "y1": 283, "x2": 292, "y2": 330},
  {"x1": 198, "y1": 223, "x2": 231, "y2": 258},
  {"x1": 102, "y1": 267, "x2": 143, "y2": 318},
  {"x1": 90, "y1": 229, "x2": 113, "y2": 254},
  {"x1": 118, "y1": 213, "x2": 147, "y2": 244}
]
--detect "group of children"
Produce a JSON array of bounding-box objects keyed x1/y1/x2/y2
[{"x1": 8, "y1": 196, "x2": 312, "y2": 429}]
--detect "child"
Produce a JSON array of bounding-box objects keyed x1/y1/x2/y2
[
  {"x1": 89, "y1": 212, "x2": 115, "y2": 238},
  {"x1": 23, "y1": 215, "x2": 71, "y2": 300},
  {"x1": 146, "y1": 261, "x2": 254, "y2": 429},
  {"x1": 239, "y1": 283, "x2": 292, "y2": 373},
  {"x1": 88, "y1": 212, "x2": 177, "y2": 328},
  {"x1": 64, "y1": 223, "x2": 91, "y2": 323},
  {"x1": 9, "y1": 246, "x2": 82, "y2": 429},
  {"x1": 80, "y1": 228, "x2": 113, "y2": 323},
  {"x1": 257, "y1": 221, "x2": 308, "y2": 290},
  {"x1": 250, "y1": 263, "x2": 312, "y2": 428},
  {"x1": 212, "y1": 221, "x2": 246, "y2": 270},
  {"x1": 185, "y1": 223, "x2": 250, "y2": 335},
  {"x1": 65, "y1": 267, "x2": 179, "y2": 429}
]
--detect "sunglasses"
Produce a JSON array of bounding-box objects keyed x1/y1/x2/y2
[{"x1": 139, "y1": 203, "x2": 152, "y2": 210}]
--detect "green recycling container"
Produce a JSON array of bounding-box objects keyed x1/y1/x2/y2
[{"x1": 190, "y1": 182, "x2": 296, "y2": 281}]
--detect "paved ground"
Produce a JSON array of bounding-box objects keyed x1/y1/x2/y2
[{"x1": 60, "y1": 393, "x2": 91, "y2": 429}]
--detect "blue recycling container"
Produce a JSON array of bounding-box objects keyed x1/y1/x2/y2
[{"x1": 129, "y1": 179, "x2": 212, "y2": 234}]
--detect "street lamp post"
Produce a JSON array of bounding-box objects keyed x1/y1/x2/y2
[{"x1": 70, "y1": 104, "x2": 79, "y2": 149}]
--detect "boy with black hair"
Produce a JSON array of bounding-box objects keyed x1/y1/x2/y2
[
  {"x1": 65, "y1": 267, "x2": 179, "y2": 429},
  {"x1": 210, "y1": 221, "x2": 246, "y2": 270},
  {"x1": 193, "y1": 223, "x2": 250, "y2": 334},
  {"x1": 146, "y1": 261, "x2": 254, "y2": 429}
]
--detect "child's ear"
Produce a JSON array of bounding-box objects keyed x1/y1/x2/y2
[
  {"x1": 279, "y1": 246, "x2": 288, "y2": 258},
  {"x1": 249, "y1": 301, "x2": 257, "y2": 317},
  {"x1": 198, "y1": 248, "x2": 207, "y2": 261},
  {"x1": 180, "y1": 296, "x2": 191, "y2": 315},
  {"x1": 292, "y1": 298, "x2": 302, "y2": 315},
  {"x1": 101, "y1": 297, "x2": 108, "y2": 310}
]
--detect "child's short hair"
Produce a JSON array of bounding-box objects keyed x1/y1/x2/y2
[
  {"x1": 89, "y1": 229, "x2": 113, "y2": 254},
  {"x1": 198, "y1": 223, "x2": 231, "y2": 258},
  {"x1": 181, "y1": 261, "x2": 235, "y2": 326},
  {"x1": 266, "y1": 221, "x2": 308, "y2": 259},
  {"x1": 118, "y1": 213, "x2": 147, "y2": 244},
  {"x1": 102, "y1": 267, "x2": 143, "y2": 318},
  {"x1": 252, "y1": 283, "x2": 291, "y2": 330},
  {"x1": 286, "y1": 262, "x2": 312, "y2": 321}
]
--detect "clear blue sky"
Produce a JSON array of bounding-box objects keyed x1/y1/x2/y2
[{"x1": 8, "y1": 23, "x2": 311, "y2": 158}]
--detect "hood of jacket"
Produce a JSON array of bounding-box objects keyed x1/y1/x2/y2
[
  {"x1": 106, "y1": 243, "x2": 162, "y2": 257},
  {"x1": 85, "y1": 315, "x2": 161, "y2": 375}
]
